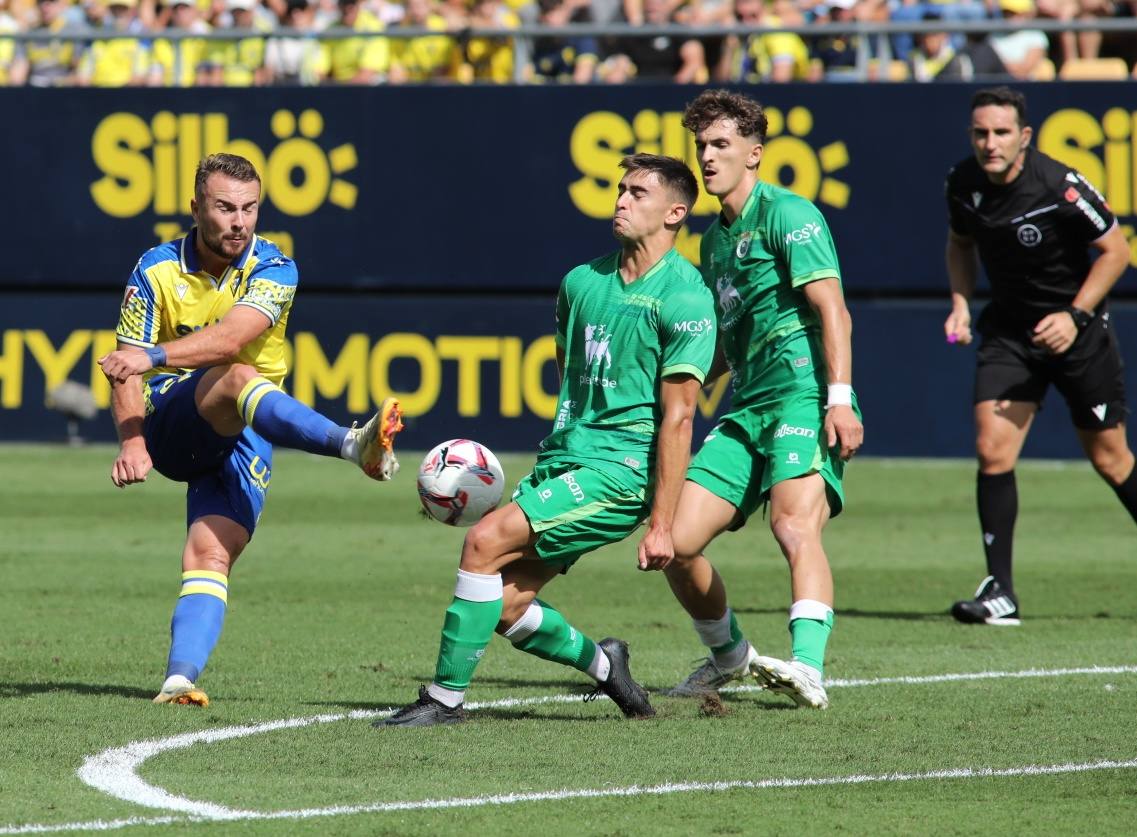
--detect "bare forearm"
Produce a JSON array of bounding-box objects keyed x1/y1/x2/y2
[
  {"x1": 110, "y1": 377, "x2": 146, "y2": 445},
  {"x1": 946, "y1": 237, "x2": 978, "y2": 305},
  {"x1": 1073, "y1": 232, "x2": 1130, "y2": 313},
  {"x1": 157, "y1": 322, "x2": 246, "y2": 370},
  {"x1": 650, "y1": 412, "x2": 694, "y2": 529},
  {"x1": 817, "y1": 304, "x2": 853, "y2": 385}
]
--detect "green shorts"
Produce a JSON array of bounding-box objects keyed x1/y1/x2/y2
[
  {"x1": 687, "y1": 390, "x2": 853, "y2": 526},
  {"x1": 513, "y1": 459, "x2": 648, "y2": 567}
]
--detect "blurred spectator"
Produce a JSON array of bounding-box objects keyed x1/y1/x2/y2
[
  {"x1": 202, "y1": 0, "x2": 269, "y2": 85},
  {"x1": 890, "y1": 0, "x2": 989, "y2": 61},
  {"x1": 264, "y1": 0, "x2": 322, "y2": 83},
  {"x1": 76, "y1": 0, "x2": 151, "y2": 85},
  {"x1": 436, "y1": 0, "x2": 467, "y2": 26},
  {"x1": 988, "y1": 0, "x2": 1047, "y2": 76},
  {"x1": 454, "y1": 0, "x2": 519, "y2": 83},
  {"x1": 811, "y1": 0, "x2": 862, "y2": 77},
  {"x1": 531, "y1": 0, "x2": 599, "y2": 82},
  {"x1": 0, "y1": 0, "x2": 27, "y2": 85},
  {"x1": 24, "y1": 0, "x2": 82, "y2": 86},
  {"x1": 906, "y1": 9, "x2": 955, "y2": 79},
  {"x1": 718, "y1": 0, "x2": 810, "y2": 82},
  {"x1": 388, "y1": 0, "x2": 453, "y2": 82},
  {"x1": 151, "y1": 0, "x2": 213, "y2": 86},
  {"x1": 317, "y1": 0, "x2": 388, "y2": 83},
  {"x1": 601, "y1": 0, "x2": 707, "y2": 83}
]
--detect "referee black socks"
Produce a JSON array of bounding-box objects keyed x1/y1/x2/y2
[
  {"x1": 1109, "y1": 464, "x2": 1137, "y2": 526},
  {"x1": 977, "y1": 470, "x2": 1017, "y2": 596}
]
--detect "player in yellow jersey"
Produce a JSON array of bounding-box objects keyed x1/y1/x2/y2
[{"x1": 98, "y1": 153, "x2": 404, "y2": 707}]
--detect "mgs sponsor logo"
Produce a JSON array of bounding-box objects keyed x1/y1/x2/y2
[
  {"x1": 774, "y1": 423, "x2": 817, "y2": 439},
  {"x1": 784, "y1": 222, "x2": 824, "y2": 246},
  {"x1": 560, "y1": 471, "x2": 586, "y2": 503},
  {"x1": 673, "y1": 318, "x2": 714, "y2": 334}
]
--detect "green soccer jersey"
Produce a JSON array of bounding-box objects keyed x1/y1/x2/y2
[
  {"x1": 541, "y1": 248, "x2": 716, "y2": 476},
  {"x1": 700, "y1": 181, "x2": 842, "y2": 406}
]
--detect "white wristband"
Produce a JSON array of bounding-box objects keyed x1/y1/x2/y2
[{"x1": 826, "y1": 383, "x2": 852, "y2": 409}]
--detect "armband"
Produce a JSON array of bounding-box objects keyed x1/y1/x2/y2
[
  {"x1": 826, "y1": 383, "x2": 852, "y2": 409},
  {"x1": 1064, "y1": 306, "x2": 1094, "y2": 332},
  {"x1": 144, "y1": 345, "x2": 167, "y2": 368}
]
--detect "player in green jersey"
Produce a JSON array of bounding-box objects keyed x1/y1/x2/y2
[
  {"x1": 381, "y1": 153, "x2": 717, "y2": 727},
  {"x1": 647, "y1": 90, "x2": 863, "y2": 710}
]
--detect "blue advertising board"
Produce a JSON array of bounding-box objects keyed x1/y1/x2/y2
[
  {"x1": 4, "y1": 292, "x2": 1137, "y2": 458},
  {"x1": 0, "y1": 84, "x2": 1134, "y2": 293}
]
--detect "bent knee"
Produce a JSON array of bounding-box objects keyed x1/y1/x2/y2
[{"x1": 770, "y1": 515, "x2": 815, "y2": 558}]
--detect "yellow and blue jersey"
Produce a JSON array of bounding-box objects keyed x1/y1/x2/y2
[{"x1": 115, "y1": 229, "x2": 297, "y2": 386}]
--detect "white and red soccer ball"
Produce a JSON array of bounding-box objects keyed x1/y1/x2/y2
[{"x1": 417, "y1": 439, "x2": 505, "y2": 527}]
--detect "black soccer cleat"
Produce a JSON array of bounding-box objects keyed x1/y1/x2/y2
[
  {"x1": 376, "y1": 685, "x2": 467, "y2": 728},
  {"x1": 950, "y1": 576, "x2": 1021, "y2": 626},
  {"x1": 585, "y1": 637, "x2": 656, "y2": 718}
]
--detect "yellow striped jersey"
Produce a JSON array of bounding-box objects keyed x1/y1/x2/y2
[{"x1": 115, "y1": 229, "x2": 297, "y2": 385}]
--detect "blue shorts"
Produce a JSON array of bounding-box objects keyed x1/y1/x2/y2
[{"x1": 144, "y1": 370, "x2": 272, "y2": 535}]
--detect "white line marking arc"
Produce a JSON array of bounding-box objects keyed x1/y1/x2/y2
[{"x1": 2, "y1": 664, "x2": 1134, "y2": 835}]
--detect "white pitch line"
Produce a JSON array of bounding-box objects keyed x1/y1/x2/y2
[
  {"x1": 6, "y1": 759, "x2": 1137, "y2": 835},
  {"x1": 1, "y1": 664, "x2": 1133, "y2": 835}
]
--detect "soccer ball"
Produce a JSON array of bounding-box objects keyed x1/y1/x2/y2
[{"x1": 416, "y1": 439, "x2": 505, "y2": 527}]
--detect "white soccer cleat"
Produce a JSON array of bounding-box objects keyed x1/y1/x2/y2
[
  {"x1": 750, "y1": 656, "x2": 829, "y2": 709},
  {"x1": 665, "y1": 643, "x2": 762, "y2": 697},
  {"x1": 153, "y1": 674, "x2": 209, "y2": 707},
  {"x1": 350, "y1": 397, "x2": 404, "y2": 481}
]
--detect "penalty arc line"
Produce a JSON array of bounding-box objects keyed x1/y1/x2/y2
[{"x1": 2, "y1": 664, "x2": 1135, "y2": 834}]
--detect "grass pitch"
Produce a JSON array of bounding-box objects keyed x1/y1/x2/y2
[{"x1": 2, "y1": 445, "x2": 1135, "y2": 835}]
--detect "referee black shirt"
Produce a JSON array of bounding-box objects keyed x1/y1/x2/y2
[{"x1": 945, "y1": 147, "x2": 1115, "y2": 325}]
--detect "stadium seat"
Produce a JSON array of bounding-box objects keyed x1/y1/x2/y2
[
  {"x1": 1030, "y1": 58, "x2": 1056, "y2": 81},
  {"x1": 1058, "y1": 57, "x2": 1128, "y2": 80}
]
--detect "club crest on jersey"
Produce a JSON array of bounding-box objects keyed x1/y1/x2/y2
[
  {"x1": 736, "y1": 232, "x2": 753, "y2": 259},
  {"x1": 971, "y1": 191, "x2": 983, "y2": 208},
  {"x1": 1016, "y1": 224, "x2": 1042, "y2": 247}
]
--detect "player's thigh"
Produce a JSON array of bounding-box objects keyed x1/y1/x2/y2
[
  {"x1": 686, "y1": 421, "x2": 761, "y2": 532},
  {"x1": 760, "y1": 395, "x2": 854, "y2": 517},
  {"x1": 185, "y1": 429, "x2": 273, "y2": 539},
  {"x1": 194, "y1": 364, "x2": 260, "y2": 437},
  {"x1": 513, "y1": 461, "x2": 647, "y2": 569},
  {"x1": 768, "y1": 472, "x2": 831, "y2": 547},
  {"x1": 461, "y1": 501, "x2": 539, "y2": 575},
  {"x1": 1051, "y1": 319, "x2": 1127, "y2": 432},
  {"x1": 182, "y1": 514, "x2": 251, "y2": 574},
  {"x1": 145, "y1": 370, "x2": 238, "y2": 481},
  {"x1": 974, "y1": 400, "x2": 1036, "y2": 471}
]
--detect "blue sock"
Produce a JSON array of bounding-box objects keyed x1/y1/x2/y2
[
  {"x1": 166, "y1": 571, "x2": 229, "y2": 683},
  {"x1": 236, "y1": 377, "x2": 348, "y2": 456}
]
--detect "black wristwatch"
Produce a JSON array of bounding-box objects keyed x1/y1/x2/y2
[{"x1": 1064, "y1": 306, "x2": 1094, "y2": 332}]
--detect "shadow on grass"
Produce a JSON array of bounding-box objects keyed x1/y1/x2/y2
[{"x1": 0, "y1": 681, "x2": 154, "y2": 700}]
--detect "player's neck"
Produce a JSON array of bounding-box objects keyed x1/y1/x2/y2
[
  {"x1": 718, "y1": 173, "x2": 759, "y2": 224},
  {"x1": 194, "y1": 242, "x2": 230, "y2": 279},
  {"x1": 619, "y1": 236, "x2": 672, "y2": 284}
]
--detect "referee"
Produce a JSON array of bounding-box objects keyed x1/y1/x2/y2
[{"x1": 944, "y1": 86, "x2": 1135, "y2": 626}]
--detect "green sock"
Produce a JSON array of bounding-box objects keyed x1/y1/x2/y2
[
  {"x1": 504, "y1": 599, "x2": 597, "y2": 673},
  {"x1": 433, "y1": 571, "x2": 503, "y2": 690},
  {"x1": 790, "y1": 610, "x2": 834, "y2": 677}
]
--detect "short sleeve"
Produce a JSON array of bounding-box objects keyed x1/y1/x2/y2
[
  {"x1": 554, "y1": 268, "x2": 576, "y2": 349},
  {"x1": 658, "y1": 282, "x2": 716, "y2": 383},
  {"x1": 1057, "y1": 168, "x2": 1116, "y2": 242},
  {"x1": 235, "y1": 255, "x2": 298, "y2": 325},
  {"x1": 115, "y1": 258, "x2": 160, "y2": 348},
  {"x1": 767, "y1": 197, "x2": 841, "y2": 288}
]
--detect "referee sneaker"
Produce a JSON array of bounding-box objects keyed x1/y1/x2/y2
[{"x1": 944, "y1": 86, "x2": 1135, "y2": 625}]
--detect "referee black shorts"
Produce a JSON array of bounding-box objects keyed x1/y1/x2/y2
[{"x1": 973, "y1": 305, "x2": 1128, "y2": 430}]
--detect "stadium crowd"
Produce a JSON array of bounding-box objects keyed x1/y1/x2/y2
[{"x1": 0, "y1": 0, "x2": 1133, "y2": 86}]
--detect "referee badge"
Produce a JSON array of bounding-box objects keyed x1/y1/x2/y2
[
  {"x1": 1016, "y1": 224, "x2": 1042, "y2": 247},
  {"x1": 736, "y1": 232, "x2": 753, "y2": 259}
]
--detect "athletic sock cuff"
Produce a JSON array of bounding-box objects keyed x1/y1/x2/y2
[
  {"x1": 454, "y1": 569, "x2": 503, "y2": 602},
  {"x1": 236, "y1": 376, "x2": 279, "y2": 426},
  {"x1": 503, "y1": 602, "x2": 543, "y2": 643},
  {"x1": 179, "y1": 570, "x2": 229, "y2": 603},
  {"x1": 789, "y1": 599, "x2": 833, "y2": 623}
]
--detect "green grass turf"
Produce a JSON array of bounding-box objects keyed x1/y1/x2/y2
[{"x1": 2, "y1": 445, "x2": 1135, "y2": 835}]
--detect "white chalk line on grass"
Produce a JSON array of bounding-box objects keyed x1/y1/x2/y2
[{"x1": 2, "y1": 664, "x2": 1134, "y2": 835}]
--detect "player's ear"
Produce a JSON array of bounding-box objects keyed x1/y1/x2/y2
[
  {"x1": 1020, "y1": 125, "x2": 1033, "y2": 149},
  {"x1": 747, "y1": 143, "x2": 764, "y2": 170},
  {"x1": 668, "y1": 202, "x2": 689, "y2": 227}
]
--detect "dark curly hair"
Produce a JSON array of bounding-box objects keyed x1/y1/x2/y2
[{"x1": 682, "y1": 90, "x2": 768, "y2": 144}]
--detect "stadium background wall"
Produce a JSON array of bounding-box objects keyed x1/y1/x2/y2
[{"x1": 2, "y1": 83, "x2": 1135, "y2": 457}]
